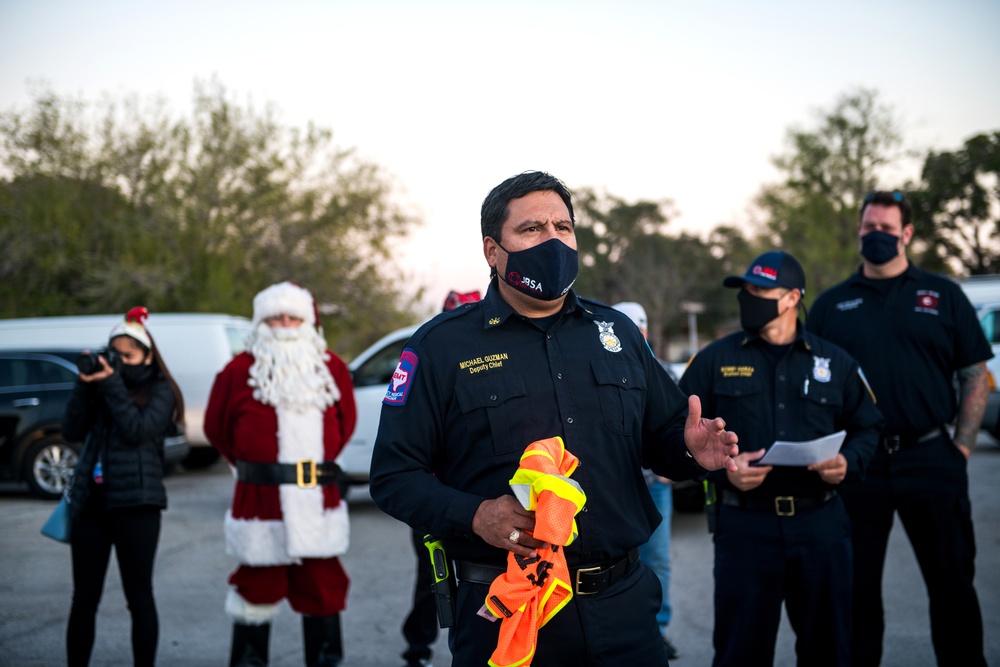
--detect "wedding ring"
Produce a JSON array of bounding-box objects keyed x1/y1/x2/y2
[{"x1": 508, "y1": 529, "x2": 521, "y2": 544}]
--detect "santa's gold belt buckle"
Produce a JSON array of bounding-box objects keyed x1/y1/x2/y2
[{"x1": 296, "y1": 459, "x2": 318, "y2": 488}]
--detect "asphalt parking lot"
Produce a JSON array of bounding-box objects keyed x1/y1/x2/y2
[{"x1": 1, "y1": 434, "x2": 998, "y2": 666}]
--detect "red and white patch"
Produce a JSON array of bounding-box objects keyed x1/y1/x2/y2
[
  {"x1": 915, "y1": 290, "x2": 940, "y2": 314},
  {"x1": 752, "y1": 265, "x2": 778, "y2": 281}
]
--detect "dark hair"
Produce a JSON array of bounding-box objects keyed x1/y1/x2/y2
[
  {"x1": 480, "y1": 171, "x2": 575, "y2": 243},
  {"x1": 111, "y1": 334, "x2": 186, "y2": 428},
  {"x1": 860, "y1": 190, "x2": 911, "y2": 227}
]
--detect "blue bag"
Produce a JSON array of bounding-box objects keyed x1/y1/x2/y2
[{"x1": 41, "y1": 496, "x2": 72, "y2": 543}]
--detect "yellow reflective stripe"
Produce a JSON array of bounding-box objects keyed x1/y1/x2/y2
[
  {"x1": 520, "y1": 448, "x2": 556, "y2": 466},
  {"x1": 531, "y1": 475, "x2": 586, "y2": 511}
]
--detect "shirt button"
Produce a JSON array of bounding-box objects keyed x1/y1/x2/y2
[
  {"x1": 778, "y1": 430, "x2": 786, "y2": 437},
  {"x1": 557, "y1": 373, "x2": 563, "y2": 380},
  {"x1": 622, "y1": 377, "x2": 627, "y2": 384},
  {"x1": 778, "y1": 403, "x2": 785, "y2": 409},
  {"x1": 490, "y1": 394, "x2": 497, "y2": 401},
  {"x1": 779, "y1": 375, "x2": 785, "y2": 381},
  {"x1": 581, "y1": 506, "x2": 589, "y2": 513},
  {"x1": 547, "y1": 334, "x2": 552, "y2": 339},
  {"x1": 567, "y1": 417, "x2": 574, "y2": 424}
]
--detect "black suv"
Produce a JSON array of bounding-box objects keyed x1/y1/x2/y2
[{"x1": 0, "y1": 350, "x2": 189, "y2": 499}]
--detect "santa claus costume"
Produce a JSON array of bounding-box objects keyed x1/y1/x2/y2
[{"x1": 204, "y1": 282, "x2": 357, "y2": 667}]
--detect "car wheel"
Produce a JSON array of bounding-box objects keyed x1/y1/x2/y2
[
  {"x1": 22, "y1": 435, "x2": 81, "y2": 500},
  {"x1": 182, "y1": 447, "x2": 220, "y2": 469}
]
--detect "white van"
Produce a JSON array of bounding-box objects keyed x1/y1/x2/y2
[
  {"x1": 0, "y1": 313, "x2": 254, "y2": 467},
  {"x1": 960, "y1": 275, "x2": 1000, "y2": 441}
]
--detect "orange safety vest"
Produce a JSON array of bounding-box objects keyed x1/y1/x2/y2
[{"x1": 485, "y1": 436, "x2": 587, "y2": 667}]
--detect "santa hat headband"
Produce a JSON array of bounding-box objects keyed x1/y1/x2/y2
[
  {"x1": 253, "y1": 282, "x2": 317, "y2": 328},
  {"x1": 109, "y1": 306, "x2": 152, "y2": 349}
]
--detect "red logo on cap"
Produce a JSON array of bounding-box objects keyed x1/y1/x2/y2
[{"x1": 752, "y1": 265, "x2": 778, "y2": 281}]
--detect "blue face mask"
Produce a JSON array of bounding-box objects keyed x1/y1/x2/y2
[
  {"x1": 497, "y1": 237, "x2": 579, "y2": 301},
  {"x1": 861, "y1": 230, "x2": 900, "y2": 265}
]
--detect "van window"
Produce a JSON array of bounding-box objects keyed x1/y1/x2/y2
[
  {"x1": 353, "y1": 339, "x2": 408, "y2": 387},
  {"x1": 981, "y1": 309, "x2": 998, "y2": 345}
]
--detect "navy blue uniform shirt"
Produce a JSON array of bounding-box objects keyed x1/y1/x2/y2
[
  {"x1": 679, "y1": 324, "x2": 883, "y2": 498},
  {"x1": 369, "y1": 283, "x2": 704, "y2": 566},
  {"x1": 807, "y1": 263, "x2": 993, "y2": 436}
]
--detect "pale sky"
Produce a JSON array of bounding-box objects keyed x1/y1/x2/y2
[{"x1": 2, "y1": 0, "x2": 998, "y2": 314}]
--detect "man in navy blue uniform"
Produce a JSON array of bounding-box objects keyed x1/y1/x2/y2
[
  {"x1": 807, "y1": 190, "x2": 992, "y2": 667},
  {"x1": 369, "y1": 171, "x2": 739, "y2": 666},
  {"x1": 679, "y1": 251, "x2": 882, "y2": 667}
]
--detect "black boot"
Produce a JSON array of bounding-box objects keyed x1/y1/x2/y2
[
  {"x1": 302, "y1": 614, "x2": 343, "y2": 667},
  {"x1": 229, "y1": 623, "x2": 270, "y2": 667}
]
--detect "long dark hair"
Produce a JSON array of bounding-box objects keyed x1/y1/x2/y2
[{"x1": 113, "y1": 334, "x2": 185, "y2": 428}]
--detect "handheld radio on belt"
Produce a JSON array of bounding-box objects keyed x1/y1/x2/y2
[{"x1": 423, "y1": 535, "x2": 456, "y2": 628}]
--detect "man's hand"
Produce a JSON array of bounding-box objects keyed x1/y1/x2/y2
[
  {"x1": 808, "y1": 453, "x2": 848, "y2": 484},
  {"x1": 726, "y1": 449, "x2": 771, "y2": 491},
  {"x1": 684, "y1": 395, "x2": 739, "y2": 473},
  {"x1": 471, "y1": 495, "x2": 548, "y2": 558}
]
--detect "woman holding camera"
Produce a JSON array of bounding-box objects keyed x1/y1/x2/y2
[{"x1": 61, "y1": 306, "x2": 184, "y2": 667}]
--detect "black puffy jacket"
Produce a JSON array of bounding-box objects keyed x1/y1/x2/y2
[{"x1": 62, "y1": 370, "x2": 175, "y2": 511}]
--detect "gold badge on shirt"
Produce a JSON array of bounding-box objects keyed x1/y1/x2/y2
[{"x1": 595, "y1": 321, "x2": 622, "y2": 353}]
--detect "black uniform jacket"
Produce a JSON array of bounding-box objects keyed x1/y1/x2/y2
[
  {"x1": 369, "y1": 283, "x2": 705, "y2": 566},
  {"x1": 679, "y1": 324, "x2": 883, "y2": 499},
  {"x1": 62, "y1": 372, "x2": 175, "y2": 511},
  {"x1": 807, "y1": 263, "x2": 993, "y2": 436}
]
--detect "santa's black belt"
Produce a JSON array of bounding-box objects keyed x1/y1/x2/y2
[
  {"x1": 720, "y1": 489, "x2": 836, "y2": 516},
  {"x1": 236, "y1": 459, "x2": 342, "y2": 489},
  {"x1": 456, "y1": 548, "x2": 639, "y2": 596}
]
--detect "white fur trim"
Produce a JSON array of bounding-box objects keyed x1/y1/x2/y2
[
  {"x1": 253, "y1": 282, "x2": 315, "y2": 327},
  {"x1": 225, "y1": 589, "x2": 280, "y2": 624},
  {"x1": 223, "y1": 405, "x2": 350, "y2": 564},
  {"x1": 108, "y1": 320, "x2": 152, "y2": 349}
]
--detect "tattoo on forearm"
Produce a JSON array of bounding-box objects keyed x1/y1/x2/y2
[{"x1": 955, "y1": 362, "x2": 989, "y2": 449}]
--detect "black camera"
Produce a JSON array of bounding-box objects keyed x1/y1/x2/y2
[{"x1": 75, "y1": 348, "x2": 121, "y2": 375}]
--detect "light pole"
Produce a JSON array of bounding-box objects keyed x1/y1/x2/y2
[{"x1": 680, "y1": 301, "x2": 705, "y2": 357}]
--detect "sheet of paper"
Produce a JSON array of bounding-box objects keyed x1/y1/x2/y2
[{"x1": 753, "y1": 430, "x2": 847, "y2": 467}]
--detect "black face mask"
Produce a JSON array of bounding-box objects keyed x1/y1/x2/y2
[
  {"x1": 860, "y1": 230, "x2": 900, "y2": 265},
  {"x1": 497, "y1": 237, "x2": 579, "y2": 301},
  {"x1": 737, "y1": 289, "x2": 781, "y2": 334},
  {"x1": 120, "y1": 363, "x2": 154, "y2": 388}
]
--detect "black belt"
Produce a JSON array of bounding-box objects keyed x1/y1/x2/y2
[
  {"x1": 236, "y1": 459, "x2": 344, "y2": 489},
  {"x1": 456, "y1": 548, "x2": 640, "y2": 596},
  {"x1": 720, "y1": 489, "x2": 836, "y2": 516},
  {"x1": 881, "y1": 426, "x2": 943, "y2": 454}
]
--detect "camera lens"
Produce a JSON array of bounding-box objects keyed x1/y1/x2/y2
[{"x1": 75, "y1": 352, "x2": 100, "y2": 375}]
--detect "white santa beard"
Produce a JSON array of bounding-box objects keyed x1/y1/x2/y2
[{"x1": 247, "y1": 324, "x2": 341, "y2": 412}]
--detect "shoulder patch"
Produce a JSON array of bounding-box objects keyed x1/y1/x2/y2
[{"x1": 383, "y1": 348, "x2": 419, "y2": 406}]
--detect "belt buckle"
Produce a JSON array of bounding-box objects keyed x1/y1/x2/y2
[
  {"x1": 296, "y1": 459, "x2": 318, "y2": 488},
  {"x1": 575, "y1": 565, "x2": 601, "y2": 596},
  {"x1": 885, "y1": 435, "x2": 901, "y2": 454},
  {"x1": 774, "y1": 496, "x2": 795, "y2": 516}
]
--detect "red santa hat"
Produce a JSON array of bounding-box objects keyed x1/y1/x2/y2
[
  {"x1": 252, "y1": 282, "x2": 318, "y2": 328},
  {"x1": 442, "y1": 289, "x2": 482, "y2": 312},
  {"x1": 108, "y1": 306, "x2": 152, "y2": 349}
]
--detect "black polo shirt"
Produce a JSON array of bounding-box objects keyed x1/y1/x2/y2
[
  {"x1": 678, "y1": 325, "x2": 882, "y2": 499},
  {"x1": 807, "y1": 263, "x2": 993, "y2": 436},
  {"x1": 369, "y1": 282, "x2": 703, "y2": 566}
]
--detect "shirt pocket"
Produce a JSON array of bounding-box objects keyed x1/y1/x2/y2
[
  {"x1": 799, "y1": 382, "x2": 843, "y2": 428},
  {"x1": 455, "y1": 373, "x2": 527, "y2": 456},
  {"x1": 590, "y1": 360, "x2": 647, "y2": 436},
  {"x1": 713, "y1": 378, "x2": 765, "y2": 443}
]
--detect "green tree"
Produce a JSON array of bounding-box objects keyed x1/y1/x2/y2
[
  {"x1": 911, "y1": 131, "x2": 1000, "y2": 275},
  {"x1": 754, "y1": 88, "x2": 906, "y2": 300},
  {"x1": 0, "y1": 81, "x2": 421, "y2": 355},
  {"x1": 571, "y1": 189, "x2": 748, "y2": 359}
]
